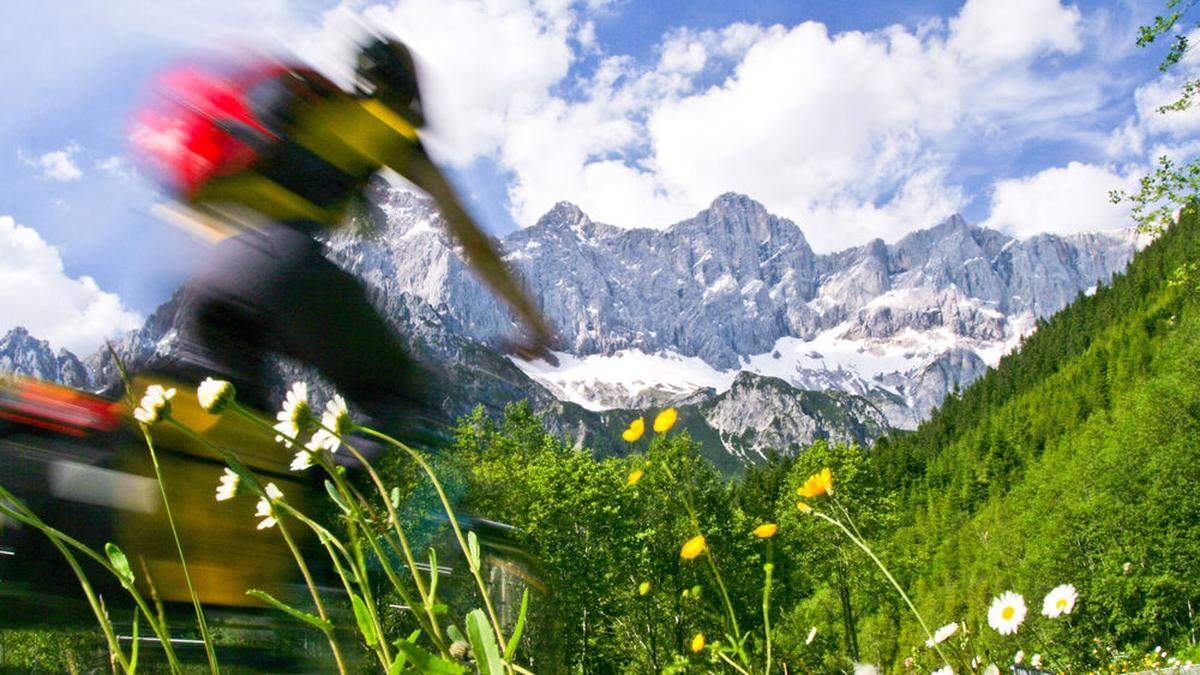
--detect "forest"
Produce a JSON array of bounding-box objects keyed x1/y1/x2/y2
[{"x1": 378, "y1": 204, "x2": 1200, "y2": 671}]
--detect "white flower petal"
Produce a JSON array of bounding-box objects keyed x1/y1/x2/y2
[{"x1": 1041, "y1": 583, "x2": 1078, "y2": 618}]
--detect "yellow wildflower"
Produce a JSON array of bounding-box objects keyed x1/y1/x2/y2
[
  {"x1": 752, "y1": 523, "x2": 778, "y2": 538},
  {"x1": 797, "y1": 467, "x2": 833, "y2": 498},
  {"x1": 796, "y1": 501, "x2": 813, "y2": 514},
  {"x1": 626, "y1": 468, "x2": 644, "y2": 486},
  {"x1": 680, "y1": 534, "x2": 706, "y2": 560},
  {"x1": 653, "y1": 407, "x2": 678, "y2": 433},
  {"x1": 638, "y1": 581, "x2": 651, "y2": 596},
  {"x1": 691, "y1": 633, "x2": 705, "y2": 652},
  {"x1": 622, "y1": 417, "x2": 645, "y2": 442}
]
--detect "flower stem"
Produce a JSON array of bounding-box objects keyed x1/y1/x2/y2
[
  {"x1": 716, "y1": 649, "x2": 753, "y2": 675},
  {"x1": 226, "y1": 402, "x2": 446, "y2": 653},
  {"x1": 0, "y1": 501, "x2": 132, "y2": 672},
  {"x1": 355, "y1": 426, "x2": 511, "y2": 666},
  {"x1": 279, "y1": 503, "x2": 391, "y2": 670},
  {"x1": 659, "y1": 462, "x2": 748, "y2": 667},
  {"x1": 132, "y1": 420, "x2": 220, "y2": 674},
  {"x1": 813, "y1": 510, "x2": 952, "y2": 670},
  {"x1": 112, "y1": 357, "x2": 219, "y2": 674},
  {"x1": 0, "y1": 495, "x2": 182, "y2": 672},
  {"x1": 319, "y1": 452, "x2": 446, "y2": 655},
  {"x1": 763, "y1": 543, "x2": 774, "y2": 675},
  {"x1": 331, "y1": 430, "x2": 446, "y2": 648},
  {"x1": 275, "y1": 511, "x2": 348, "y2": 675}
]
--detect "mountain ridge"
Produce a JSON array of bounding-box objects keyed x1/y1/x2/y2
[
  {"x1": 0, "y1": 189, "x2": 1140, "y2": 463},
  {"x1": 347, "y1": 189, "x2": 1139, "y2": 426}
]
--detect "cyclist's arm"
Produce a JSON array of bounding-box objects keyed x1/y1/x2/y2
[{"x1": 400, "y1": 148, "x2": 557, "y2": 362}]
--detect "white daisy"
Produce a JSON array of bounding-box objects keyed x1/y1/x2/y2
[
  {"x1": 133, "y1": 384, "x2": 175, "y2": 425},
  {"x1": 321, "y1": 395, "x2": 352, "y2": 438},
  {"x1": 926, "y1": 622, "x2": 958, "y2": 647},
  {"x1": 255, "y1": 482, "x2": 284, "y2": 530},
  {"x1": 932, "y1": 667, "x2": 953, "y2": 675},
  {"x1": 306, "y1": 428, "x2": 339, "y2": 454},
  {"x1": 273, "y1": 382, "x2": 312, "y2": 447},
  {"x1": 987, "y1": 591, "x2": 1027, "y2": 635},
  {"x1": 290, "y1": 448, "x2": 314, "y2": 472},
  {"x1": 1041, "y1": 583, "x2": 1078, "y2": 618},
  {"x1": 197, "y1": 378, "x2": 235, "y2": 413},
  {"x1": 1014, "y1": 650, "x2": 1024, "y2": 664},
  {"x1": 853, "y1": 664, "x2": 879, "y2": 675},
  {"x1": 983, "y1": 665, "x2": 1000, "y2": 675},
  {"x1": 1031, "y1": 654, "x2": 1042, "y2": 668},
  {"x1": 214, "y1": 468, "x2": 239, "y2": 502}
]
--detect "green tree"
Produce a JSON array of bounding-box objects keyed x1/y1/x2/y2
[{"x1": 1113, "y1": 1, "x2": 1200, "y2": 231}]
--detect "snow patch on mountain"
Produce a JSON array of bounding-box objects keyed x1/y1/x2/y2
[
  {"x1": 512, "y1": 349, "x2": 738, "y2": 411},
  {"x1": 511, "y1": 317, "x2": 1030, "y2": 428}
]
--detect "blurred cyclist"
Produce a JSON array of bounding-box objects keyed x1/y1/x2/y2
[{"x1": 132, "y1": 36, "x2": 556, "y2": 426}]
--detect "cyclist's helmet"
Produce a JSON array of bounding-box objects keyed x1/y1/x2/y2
[{"x1": 356, "y1": 36, "x2": 425, "y2": 127}]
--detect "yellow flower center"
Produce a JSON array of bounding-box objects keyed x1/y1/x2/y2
[
  {"x1": 1002, "y1": 606, "x2": 1015, "y2": 620},
  {"x1": 1057, "y1": 599, "x2": 1067, "y2": 609}
]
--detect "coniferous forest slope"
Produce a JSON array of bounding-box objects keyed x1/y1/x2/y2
[{"x1": 856, "y1": 205, "x2": 1200, "y2": 663}]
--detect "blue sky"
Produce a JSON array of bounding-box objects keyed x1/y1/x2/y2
[{"x1": 1, "y1": 0, "x2": 1195, "y2": 354}]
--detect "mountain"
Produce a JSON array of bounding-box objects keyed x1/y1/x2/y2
[
  {"x1": 56, "y1": 274, "x2": 889, "y2": 467},
  {"x1": 675, "y1": 371, "x2": 890, "y2": 466},
  {"x1": 325, "y1": 189, "x2": 1140, "y2": 428},
  {"x1": 0, "y1": 327, "x2": 91, "y2": 389},
  {"x1": 2, "y1": 189, "x2": 1140, "y2": 465}
]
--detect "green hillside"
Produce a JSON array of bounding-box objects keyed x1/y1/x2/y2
[
  {"x1": 854, "y1": 207, "x2": 1200, "y2": 665},
  {"x1": 432, "y1": 209, "x2": 1200, "y2": 672}
]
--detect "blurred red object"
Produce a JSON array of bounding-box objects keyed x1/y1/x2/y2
[
  {"x1": 130, "y1": 60, "x2": 283, "y2": 198},
  {"x1": 0, "y1": 378, "x2": 122, "y2": 437}
]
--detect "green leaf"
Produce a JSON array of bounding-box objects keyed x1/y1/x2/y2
[
  {"x1": 387, "y1": 650, "x2": 407, "y2": 675},
  {"x1": 246, "y1": 589, "x2": 332, "y2": 632},
  {"x1": 467, "y1": 531, "x2": 481, "y2": 571},
  {"x1": 351, "y1": 593, "x2": 377, "y2": 646},
  {"x1": 325, "y1": 480, "x2": 351, "y2": 515},
  {"x1": 465, "y1": 609, "x2": 503, "y2": 675},
  {"x1": 503, "y1": 588, "x2": 529, "y2": 661},
  {"x1": 104, "y1": 542, "x2": 134, "y2": 585},
  {"x1": 430, "y1": 603, "x2": 448, "y2": 615},
  {"x1": 446, "y1": 623, "x2": 466, "y2": 644},
  {"x1": 392, "y1": 639, "x2": 466, "y2": 674}
]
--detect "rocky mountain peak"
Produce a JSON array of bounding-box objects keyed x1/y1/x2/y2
[
  {"x1": 683, "y1": 192, "x2": 809, "y2": 250},
  {"x1": 0, "y1": 327, "x2": 90, "y2": 388},
  {"x1": 530, "y1": 201, "x2": 594, "y2": 236}
]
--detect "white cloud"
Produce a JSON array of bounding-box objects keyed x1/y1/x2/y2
[
  {"x1": 20, "y1": 142, "x2": 84, "y2": 182},
  {"x1": 292, "y1": 0, "x2": 577, "y2": 166},
  {"x1": 95, "y1": 155, "x2": 137, "y2": 180},
  {"x1": 489, "y1": 0, "x2": 1092, "y2": 248},
  {"x1": 948, "y1": 0, "x2": 1081, "y2": 66},
  {"x1": 293, "y1": 0, "x2": 1150, "y2": 248},
  {"x1": 981, "y1": 161, "x2": 1140, "y2": 237},
  {"x1": 0, "y1": 216, "x2": 141, "y2": 354}
]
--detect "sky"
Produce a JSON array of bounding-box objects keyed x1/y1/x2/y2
[{"x1": 2, "y1": 0, "x2": 1197, "y2": 355}]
